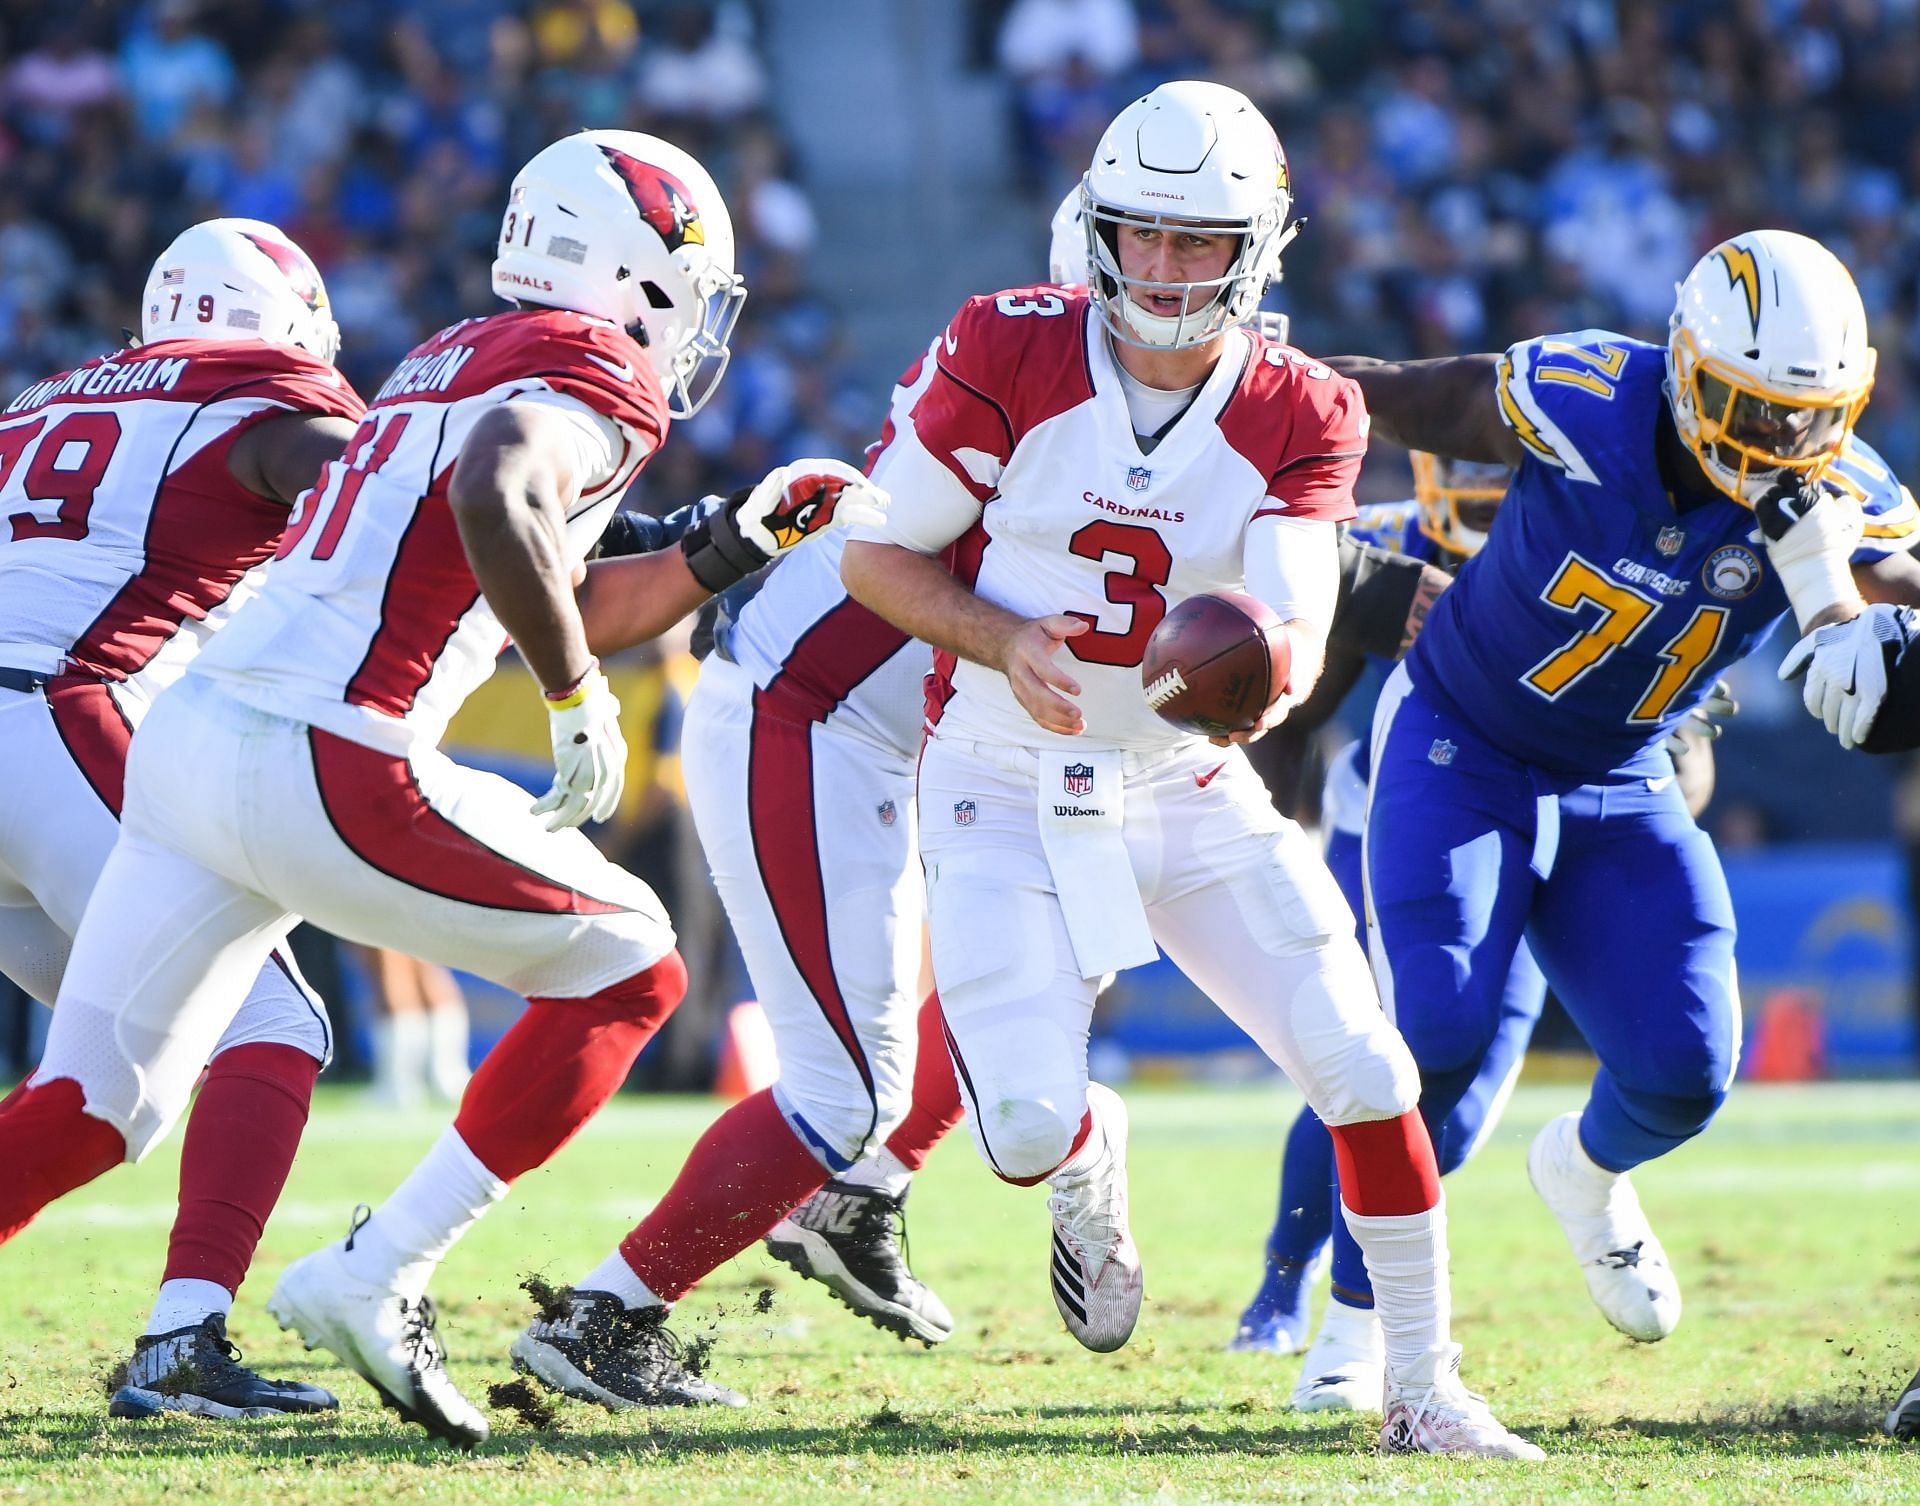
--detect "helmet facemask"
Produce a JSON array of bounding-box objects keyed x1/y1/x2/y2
[
  {"x1": 1411, "y1": 450, "x2": 1508, "y2": 557},
  {"x1": 1667, "y1": 325, "x2": 1874, "y2": 506},
  {"x1": 651, "y1": 261, "x2": 747, "y2": 418},
  {"x1": 1081, "y1": 185, "x2": 1295, "y2": 351}
]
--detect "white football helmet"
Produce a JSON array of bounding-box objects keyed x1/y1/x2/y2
[
  {"x1": 1049, "y1": 184, "x2": 1088, "y2": 286},
  {"x1": 491, "y1": 129, "x2": 746, "y2": 418},
  {"x1": 1081, "y1": 80, "x2": 1299, "y2": 350},
  {"x1": 141, "y1": 218, "x2": 340, "y2": 364},
  {"x1": 1667, "y1": 230, "x2": 1875, "y2": 505}
]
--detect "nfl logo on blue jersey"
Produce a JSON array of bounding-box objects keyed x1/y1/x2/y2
[
  {"x1": 1063, "y1": 763, "x2": 1094, "y2": 796},
  {"x1": 953, "y1": 800, "x2": 976, "y2": 826},
  {"x1": 1429, "y1": 738, "x2": 1458, "y2": 767},
  {"x1": 1126, "y1": 466, "x2": 1152, "y2": 492},
  {"x1": 1656, "y1": 526, "x2": 1685, "y2": 557}
]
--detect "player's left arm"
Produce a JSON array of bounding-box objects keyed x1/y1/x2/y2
[
  {"x1": 1853, "y1": 549, "x2": 1920, "y2": 608},
  {"x1": 1325, "y1": 353, "x2": 1523, "y2": 467},
  {"x1": 227, "y1": 412, "x2": 360, "y2": 507}
]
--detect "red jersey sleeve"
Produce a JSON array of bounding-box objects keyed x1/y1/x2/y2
[
  {"x1": 225, "y1": 346, "x2": 367, "y2": 424},
  {"x1": 1224, "y1": 345, "x2": 1368, "y2": 525},
  {"x1": 907, "y1": 287, "x2": 1095, "y2": 502},
  {"x1": 533, "y1": 317, "x2": 670, "y2": 459}
]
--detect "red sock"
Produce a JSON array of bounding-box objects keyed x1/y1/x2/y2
[
  {"x1": 1327, "y1": 1111, "x2": 1441, "y2": 1216},
  {"x1": 454, "y1": 950, "x2": 686, "y2": 1183},
  {"x1": 618, "y1": 1088, "x2": 826, "y2": 1301},
  {"x1": 882, "y1": 991, "x2": 964, "y2": 1172},
  {"x1": 0, "y1": 1076, "x2": 126, "y2": 1244},
  {"x1": 163, "y1": 1043, "x2": 318, "y2": 1295}
]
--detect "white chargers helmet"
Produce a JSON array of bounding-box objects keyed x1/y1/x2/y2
[
  {"x1": 141, "y1": 218, "x2": 340, "y2": 363},
  {"x1": 1667, "y1": 229, "x2": 1876, "y2": 505},
  {"x1": 491, "y1": 129, "x2": 746, "y2": 418},
  {"x1": 1081, "y1": 80, "x2": 1299, "y2": 350}
]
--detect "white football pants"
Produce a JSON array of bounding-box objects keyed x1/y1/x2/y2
[
  {"x1": 917, "y1": 732, "x2": 1420, "y2": 1182},
  {"x1": 683, "y1": 656, "x2": 923, "y2": 1168},
  {"x1": 35, "y1": 674, "x2": 674, "y2": 1158},
  {"x1": 0, "y1": 675, "x2": 329, "y2": 1063}
]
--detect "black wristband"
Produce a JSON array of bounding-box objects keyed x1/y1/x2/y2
[{"x1": 680, "y1": 484, "x2": 770, "y2": 593}]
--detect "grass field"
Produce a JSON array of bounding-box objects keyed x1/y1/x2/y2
[{"x1": 6, "y1": 1079, "x2": 1920, "y2": 1504}]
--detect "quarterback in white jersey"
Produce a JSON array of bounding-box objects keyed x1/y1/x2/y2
[
  {"x1": 0, "y1": 130, "x2": 882, "y2": 1447},
  {"x1": 0, "y1": 218, "x2": 362, "y2": 1420},
  {"x1": 843, "y1": 82, "x2": 1540, "y2": 1458}
]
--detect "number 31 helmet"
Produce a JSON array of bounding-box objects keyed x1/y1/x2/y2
[
  {"x1": 141, "y1": 218, "x2": 340, "y2": 364},
  {"x1": 1666, "y1": 229, "x2": 1876, "y2": 505},
  {"x1": 1080, "y1": 80, "x2": 1299, "y2": 350},
  {"x1": 492, "y1": 129, "x2": 746, "y2": 418}
]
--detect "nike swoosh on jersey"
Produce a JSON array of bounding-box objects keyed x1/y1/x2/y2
[
  {"x1": 944, "y1": 329, "x2": 959, "y2": 356},
  {"x1": 1194, "y1": 761, "x2": 1228, "y2": 788},
  {"x1": 584, "y1": 353, "x2": 636, "y2": 382},
  {"x1": 1645, "y1": 774, "x2": 1675, "y2": 792}
]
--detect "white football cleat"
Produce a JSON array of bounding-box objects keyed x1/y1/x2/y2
[
  {"x1": 1045, "y1": 1082, "x2": 1143, "y2": 1353},
  {"x1": 1527, "y1": 1110, "x2": 1681, "y2": 1342},
  {"x1": 1291, "y1": 1298, "x2": 1384, "y2": 1413},
  {"x1": 1380, "y1": 1344, "x2": 1544, "y2": 1459},
  {"x1": 268, "y1": 1233, "x2": 488, "y2": 1448}
]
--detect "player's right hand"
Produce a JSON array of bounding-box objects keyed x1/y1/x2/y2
[
  {"x1": 531, "y1": 660, "x2": 628, "y2": 830},
  {"x1": 737, "y1": 458, "x2": 890, "y2": 557},
  {"x1": 1005, "y1": 614, "x2": 1087, "y2": 736}
]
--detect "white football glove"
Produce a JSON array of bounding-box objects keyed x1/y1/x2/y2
[
  {"x1": 1777, "y1": 603, "x2": 1914, "y2": 750},
  {"x1": 1663, "y1": 678, "x2": 1737, "y2": 759},
  {"x1": 734, "y1": 457, "x2": 890, "y2": 556},
  {"x1": 530, "y1": 660, "x2": 627, "y2": 830}
]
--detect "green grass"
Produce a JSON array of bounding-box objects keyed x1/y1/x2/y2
[{"x1": 6, "y1": 1080, "x2": 1920, "y2": 1503}]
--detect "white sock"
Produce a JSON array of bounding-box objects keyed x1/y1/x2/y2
[
  {"x1": 1341, "y1": 1200, "x2": 1451, "y2": 1383},
  {"x1": 425, "y1": 1001, "x2": 471, "y2": 1103},
  {"x1": 340, "y1": 1127, "x2": 508, "y2": 1302},
  {"x1": 838, "y1": 1146, "x2": 913, "y2": 1200},
  {"x1": 370, "y1": 1012, "x2": 429, "y2": 1107},
  {"x1": 580, "y1": 1250, "x2": 663, "y2": 1311},
  {"x1": 144, "y1": 1277, "x2": 233, "y2": 1336},
  {"x1": 1047, "y1": 1098, "x2": 1112, "y2": 1187}
]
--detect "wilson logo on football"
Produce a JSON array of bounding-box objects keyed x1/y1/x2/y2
[{"x1": 1143, "y1": 667, "x2": 1188, "y2": 711}]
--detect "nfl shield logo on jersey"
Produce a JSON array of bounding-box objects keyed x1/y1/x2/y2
[
  {"x1": 1063, "y1": 763, "x2": 1094, "y2": 797},
  {"x1": 1428, "y1": 738, "x2": 1458, "y2": 767},
  {"x1": 1656, "y1": 526, "x2": 1685, "y2": 557},
  {"x1": 953, "y1": 799, "x2": 977, "y2": 826},
  {"x1": 1126, "y1": 466, "x2": 1152, "y2": 492},
  {"x1": 877, "y1": 799, "x2": 897, "y2": 827}
]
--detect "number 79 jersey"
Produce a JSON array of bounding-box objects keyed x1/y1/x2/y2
[
  {"x1": 861, "y1": 286, "x2": 1367, "y2": 750},
  {"x1": 0, "y1": 339, "x2": 363, "y2": 683},
  {"x1": 1406, "y1": 330, "x2": 1920, "y2": 779},
  {"x1": 193, "y1": 308, "x2": 665, "y2": 754}
]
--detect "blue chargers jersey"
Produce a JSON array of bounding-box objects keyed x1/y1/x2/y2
[{"x1": 1407, "y1": 330, "x2": 1918, "y2": 779}]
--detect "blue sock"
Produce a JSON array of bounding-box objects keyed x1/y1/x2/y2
[
  {"x1": 1579, "y1": 1068, "x2": 1724, "y2": 1173},
  {"x1": 1269, "y1": 1105, "x2": 1337, "y2": 1266}
]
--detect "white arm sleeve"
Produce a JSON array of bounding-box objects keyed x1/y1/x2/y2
[{"x1": 1244, "y1": 515, "x2": 1340, "y2": 634}]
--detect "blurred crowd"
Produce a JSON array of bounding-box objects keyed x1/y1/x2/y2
[
  {"x1": 991, "y1": 0, "x2": 1920, "y2": 482},
  {"x1": 0, "y1": 0, "x2": 871, "y2": 511}
]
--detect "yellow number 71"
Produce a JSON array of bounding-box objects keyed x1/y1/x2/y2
[{"x1": 1523, "y1": 553, "x2": 1727, "y2": 723}]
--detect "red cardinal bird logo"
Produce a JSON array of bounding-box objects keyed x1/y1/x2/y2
[
  {"x1": 598, "y1": 147, "x2": 706, "y2": 252},
  {"x1": 240, "y1": 232, "x2": 327, "y2": 312}
]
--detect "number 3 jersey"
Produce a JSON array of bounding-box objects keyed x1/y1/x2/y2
[
  {"x1": 860, "y1": 286, "x2": 1368, "y2": 750},
  {"x1": 0, "y1": 339, "x2": 364, "y2": 683},
  {"x1": 1406, "y1": 330, "x2": 1919, "y2": 780},
  {"x1": 193, "y1": 308, "x2": 665, "y2": 755}
]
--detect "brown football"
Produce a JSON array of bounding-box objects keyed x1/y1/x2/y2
[{"x1": 1141, "y1": 591, "x2": 1293, "y2": 736}]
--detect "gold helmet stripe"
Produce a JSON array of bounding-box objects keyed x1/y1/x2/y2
[{"x1": 1716, "y1": 241, "x2": 1762, "y2": 335}]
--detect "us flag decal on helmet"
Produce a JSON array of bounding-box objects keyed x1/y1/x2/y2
[
  {"x1": 598, "y1": 146, "x2": 706, "y2": 251},
  {"x1": 240, "y1": 232, "x2": 326, "y2": 312}
]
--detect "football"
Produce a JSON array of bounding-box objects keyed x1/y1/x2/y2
[{"x1": 1140, "y1": 591, "x2": 1293, "y2": 736}]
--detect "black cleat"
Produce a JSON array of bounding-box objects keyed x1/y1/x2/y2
[
  {"x1": 510, "y1": 1290, "x2": 747, "y2": 1410},
  {"x1": 109, "y1": 1313, "x2": 338, "y2": 1420},
  {"x1": 765, "y1": 1181, "x2": 954, "y2": 1344}
]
